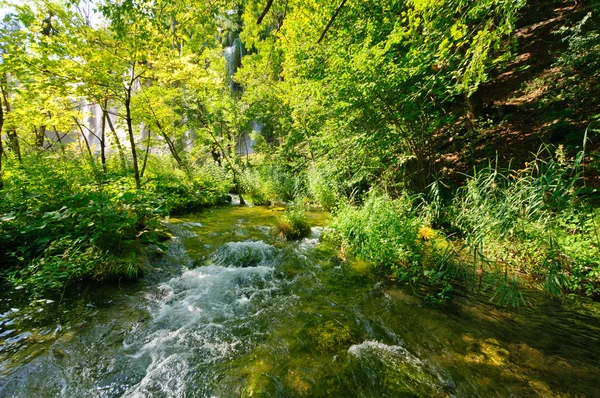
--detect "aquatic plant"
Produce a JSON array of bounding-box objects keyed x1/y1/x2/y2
[{"x1": 277, "y1": 209, "x2": 312, "y2": 241}]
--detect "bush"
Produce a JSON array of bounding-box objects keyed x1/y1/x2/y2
[
  {"x1": 240, "y1": 167, "x2": 277, "y2": 205},
  {"x1": 277, "y1": 209, "x2": 312, "y2": 240},
  {"x1": 0, "y1": 153, "x2": 232, "y2": 297},
  {"x1": 142, "y1": 156, "x2": 232, "y2": 213},
  {"x1": 329, "y1": 191, "x2": 422, "y2": 278},
  {"x1": 307, "y1": 165, "x2": 340, "y2": 211},
  {"x1": 240, "y1": 163, "x2": 306, "y2": 205}
]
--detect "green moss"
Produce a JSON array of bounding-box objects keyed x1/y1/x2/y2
[
  {"x1": 242, "y1": 358, "x2": 275, "y2": 397},
  {"x1": 308, "y1": 321, "x2": 354, "y2": 353}
]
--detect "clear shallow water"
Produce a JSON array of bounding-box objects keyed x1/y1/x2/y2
[{"x1": 1, "y1": 205, "x2": 600, "y2": 397}]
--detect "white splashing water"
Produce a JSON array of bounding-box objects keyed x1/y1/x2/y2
[
  {"x1": 348, "y1": 340, "x2": 420, "y2": 366},
  {"x1": 348, "y1": 340, "x2": 451, "y2": 392},
  {"x1": 210, "y1": 240, "x2": 276, "y2": 268},
  {"x1": 122, "y1": 241, "x2": 281, "y2": 396}
]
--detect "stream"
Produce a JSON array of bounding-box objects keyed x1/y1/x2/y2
[{"x1": 1, "y1": 205, "x2": 600, "y2": 397}]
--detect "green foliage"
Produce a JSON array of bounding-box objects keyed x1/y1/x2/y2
[
  {"x1": 143, "y1": 156, "x2": 232, "y2": 214},
  {"x1": 277, "y1": 208, "x2": 311, "y2": 241},
  {"x1": 330, "y1": 191, "x2": 422, "y2": 279},
  {"x1": 452, "y1": 146, "x2": 600, "y2": 299},
  {"x1": 2, "y1": 0, "x2": 599, "y2": 307},
  {"x1": 556, "y1": 12, "x2": 600, "y2": 80},
  {"x1": 240, "y1": 161, "x2": 306, "y2": 205},
  {"x1": 239, "y1": 166, "x2": 278, "y2": 205},
  {"x1": 328, "y1": 144, "x2": 600, "y2": 304},
  {"x1": 528, "y1": 8, "x2": 600, "y2": 142},
  {"x1": 307, "y1": 165, "x2": 340, "y2": 211},
  {"x1": 0, "y1": 152, "x2": 231, "y2": 296},
  {"x1": 235, "y1": 0, "x2": 525, "y2": 197}
]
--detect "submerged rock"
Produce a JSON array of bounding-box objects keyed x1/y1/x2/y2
[{"x1": 210, "y1": 241, "x2": 276, "y2": 268}]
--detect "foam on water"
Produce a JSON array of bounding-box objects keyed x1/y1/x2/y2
[
  {"x1": 210, "y1": 240, "x2": 276, "y2": 268},
  {"x1": 182, "y1": 222, "x2": 203, "y2": 228},
  {"x1": 348, "y1": 340, "x2": 419, "y2": 365},
  {"x1": 123, "y1": 354, "x2": 189, "y2": 398},
  {"x1": 123, "y1": 241, "x2": 282, "y2": 395},
  {"x1": 166, "y1": 224, "x2": 198, "y2": 239},
  {"x1": 348, "y1": 340, "x2": 451, "y2": 393}
]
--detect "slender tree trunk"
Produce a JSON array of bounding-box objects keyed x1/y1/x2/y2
[
  {"x1": 52, "y1": 127, "x2": 67, "y2": 155},
  {"x1": 125, "y1": 90, "x2": 141, "y2": 189},
  {"x1": 140, "y1": 126, "x2": 151, "y2": 178},
  {"x1": 159, "y1": 126, "x2": 186, "y2": 170},
  {"x1": 151, "y1": 116, "x2": 187, "y2": 172},
  {"x1": 36, "y1": 125, "x2": 46, "y2": 148},
  {"x1": 100, "y1": 105, "x2": 107, "y2": 174},
  {"x1": 103, "y1": 108, "x2": 126, "y2": 169},
  {"x1": 207, "y1": 127, "x2": 245, "y2": 205},
  {"x1": 257, "y1": 0, "x2": 274, "y2": 24},
  {"x1": 142, "y1": 95, "x2": 187, "y2": 172},
  {"x1": 1, "y1": 81, "x2": 20, "y2": 162},
  {"x1": 74, "y1": 118, "x2": 97, "y2": 169},
  {"x1": 0, "y1": 95, "x2": 4, "y2": 189},
  {"x1": 465, "y1": 89, "x2": 483, "y2": 133},
  {"x1": 7, "y1": 129, "x2": 20, "y2": 162},
  {"x1": 317, "y1": 0, "x2": 347, "y2": 43}
]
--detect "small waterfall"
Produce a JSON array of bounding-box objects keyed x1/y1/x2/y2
[
  {"x1": 347, "y1": 341, "x2": 449, "y2": 394},
  {"x1": 222, "y1": 34, "x2": 261, "y2": 156},
  {"x1": 210, "y1": 241, "x2": 276, "y2": 268},
  {"x1": 223, "y1": 37, "x2": 243, "y2": 87},
  {"x1": 237, "y1": 121, "x2": 261, "y2": 156}
]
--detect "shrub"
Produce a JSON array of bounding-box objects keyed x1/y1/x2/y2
[
  {"x1": 240, "y1": 167, "x2": 277, "y2": 205},
  {"x1": 277, "y1": 209, "x2": 312, "y2": 240},
  {"x1": 329, "y1": 191, "x2": 422, "y2": 279},
  {"x1": 0, "y1": 153, "x2": 232, "y2": 297},
  {"x1": 452, "y1": 146, "x2": 600, "y2": 298},
  {"x1": 307, "y1": 165, "x2": 340, "y2": 211},
  {"x1": 239, "y1": 163, "x2": 306, "y2": 205}
]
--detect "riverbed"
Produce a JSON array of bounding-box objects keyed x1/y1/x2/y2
[{"x1": 1, "y1": 205, "x2": 599, "y2": 397}]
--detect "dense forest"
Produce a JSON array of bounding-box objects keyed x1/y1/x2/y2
[{"x1": 1, "y1": 0, "x2": 599, "y2": 303}]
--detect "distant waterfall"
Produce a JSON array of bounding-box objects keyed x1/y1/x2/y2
[
  {"x1": 224, "y1": 37, "x2": 243, "y2": 91},
  {"x1": 222, "y1": 35, "x2": 259, "y2": 156},
  {"x1": 238, "y1": 121, "x2": 260, "y2": 156}
]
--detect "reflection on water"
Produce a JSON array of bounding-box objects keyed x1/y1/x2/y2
[{"x1": 1, "y1": 205, "x2": 599, "y2": 397}]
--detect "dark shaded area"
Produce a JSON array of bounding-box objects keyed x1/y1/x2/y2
[{"x1": 436, "y1": 0, "x2": 600, "y2": 185}]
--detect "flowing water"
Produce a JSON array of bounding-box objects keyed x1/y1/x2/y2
[{"x1": 1, "y1": 205, "x2": 600, "y2": 397}]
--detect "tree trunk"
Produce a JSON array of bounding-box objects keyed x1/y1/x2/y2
[
  {"x1": 207, "y1": 127, "x2": 245, "y2": 205},
  {"x1": 74, "y1": 118, "x2": 97, "y2": 170},
  {"x1": 6, "y1": 129, "x2": 20, "y2": 162},
  {"x1": 317, "y1": 0, "x2": 347, "y2": 43},
  {"x1": 103, "y1": 108, "x2": 127, "y2": 169},
  {"x1": 140, "y1": 126, "x2": 151, "y2": 178},
  {"x1": 1, "y1": 81, "x2": 21, "y2": 162},
  {"x1": 144, "y1": 97, "x2": 188, "y2": 172},
  {"x1": 153, "y1": 119, "x2": 187, "y2": 172},
  {"x1": 0, "y1": 95, "x2": 4, "y2": 189},
  {"x1": 257, "y1": 0, "x2": 274, "y2": 24},
  {"x1": 100, "y1": 105, "x2": 107, "y2": 174},
  {"x1": 465, "y1": 89, "x2": 483, "y2": 132},
  {"x1": 125, "y1": 91, "x2": 141, "y2": 189},
  {"x1": 52, "y1": 127, "x2": 67, "y2": 155},
  {"x1": 36, "y1": 125, "x2": 46, "y2": 148}
]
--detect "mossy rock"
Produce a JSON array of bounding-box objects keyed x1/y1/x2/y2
[
  {"x1": 307, "y1": 320, "x2": 356, "y2": 353},
  {"x1": 277, "y1": 210, "x2": 311, "y2": 241}
]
